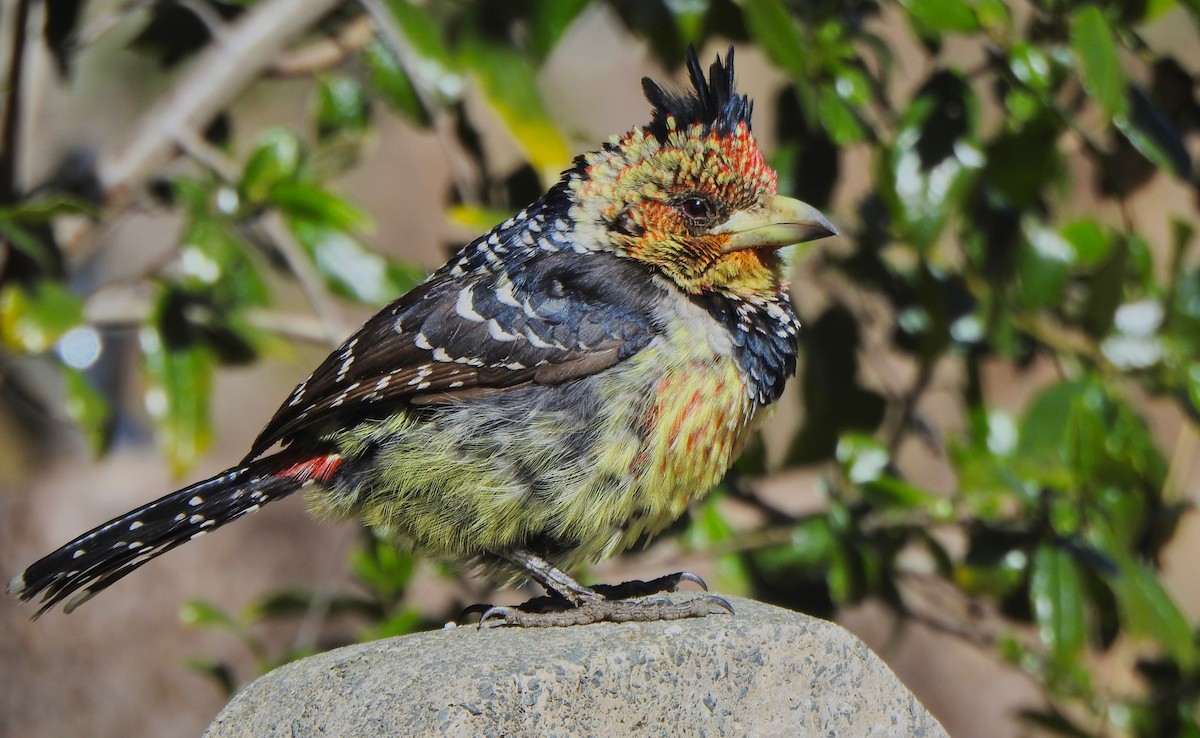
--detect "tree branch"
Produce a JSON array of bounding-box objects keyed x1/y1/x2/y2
[
  {"x1": 267, "y1": 14, "x2": 374, "y2": 78},
  {"x1": 358, "y1": 0, "x2": 481, "y2": 205},
  {"x1": 0, "y1": 0, "x2": 33, "y2": 202},
  {"x1": 97, "y1": 0, "x2": 344, "y2": 205}
]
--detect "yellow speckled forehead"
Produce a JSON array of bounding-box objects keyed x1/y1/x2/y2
[{"x1": 575, "y1": 119, "x2": 776, "y2": 219}]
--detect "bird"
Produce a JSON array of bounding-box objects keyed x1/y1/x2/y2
[{"x1": 10, "y1": 46, "x2": 835, "y2": 627}]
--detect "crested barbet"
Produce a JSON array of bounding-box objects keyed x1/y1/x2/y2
[{"x1": 11, "y1": 47, "x2": 835, "y2": 627}]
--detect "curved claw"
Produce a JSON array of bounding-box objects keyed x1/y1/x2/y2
[
  {"x1": 707, "y1": 595, "x2": 735, "y2": 615},
  {"x1": 456, "y1": 602, "x2": 494, "y2": 624},
  {"x1": 673, "y1": 572, "x2": 708, "y2": 592},
  {"x1": 476, "y1": 605, "x2": 516, "y2": 629}
]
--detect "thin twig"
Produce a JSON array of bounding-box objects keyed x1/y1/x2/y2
[
  {"x1": 176, "y1": 0, "x2": 230, "y2": 41},
  {"x1": 0, "y1": 0, "x2": 33, "y2": 201},
  {"x1": 358, "y1": 0, "x2": 480, "y2": 205},
  {"x1": 84, "y1": 297, "x2": 340, "y2": 349},
  {"x1": 885, "y1": 358, "x2": 935, "y2": 453},
  {"x1": 259, "y1": 212, "x2": 349, "y2": 347},
  {"x1": 75, "y1": 1, "x2": 155, "y2": 50},
  {"x1": 97, "y1": 0, "x2": 345, "y2": 205},
  {"x1": 267, "y1": 14, "x2": 375, "y2": 78},
  {"x1": 175, "y1": 129, "x2": 239, "y2": 181},
  {"x1": 244, "y1": 310, "x2": 340, "y2": 346}
]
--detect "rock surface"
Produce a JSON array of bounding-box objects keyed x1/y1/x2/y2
[{"x1": 205, "y1": 595, "x2": 948, "y2": 738}]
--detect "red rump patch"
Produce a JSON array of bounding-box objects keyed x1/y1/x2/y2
[{"x1": 278, "y1": 454, "x2": 344, "y2": 483}]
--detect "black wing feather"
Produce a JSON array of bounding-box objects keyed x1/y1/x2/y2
[{"x1": 246, "y1": 250, "x2": 664, "y2": 459}]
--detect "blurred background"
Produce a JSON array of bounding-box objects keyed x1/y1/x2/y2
[{"x1": 2, "y1": 1, "x2": 1200, "y2": 736}]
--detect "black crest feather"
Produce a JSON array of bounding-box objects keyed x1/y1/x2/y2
[{"x1": 641, "y1": 46, "x2": 752, "y2": 142}]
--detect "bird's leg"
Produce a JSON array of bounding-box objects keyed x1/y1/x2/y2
[
  {"x1": 472, "y1": 550, "x2": 733, "y2": 628},
  {"x1": 506, "y1": 549, "x2": 599, "y2": 606}
]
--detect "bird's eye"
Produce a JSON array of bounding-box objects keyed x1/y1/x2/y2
[{"x1": 680, "y1": 196, "x2": 712, "y2": 221}]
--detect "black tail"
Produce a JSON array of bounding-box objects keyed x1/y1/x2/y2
[{"x1": 10, "y1": 455, "x2": 303, "y2": 617}]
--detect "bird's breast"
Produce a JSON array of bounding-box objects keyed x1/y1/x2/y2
[
  {"x1": 639, "y1": 355, "x2": 758, "y2": 504},
  {"x1": 586, "y1": 292, "x2": 770, "y2": 533}
]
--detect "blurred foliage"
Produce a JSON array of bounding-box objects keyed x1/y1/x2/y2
[{"x1": 6, "y1": 0, "x2": 1200, "y2": 733}]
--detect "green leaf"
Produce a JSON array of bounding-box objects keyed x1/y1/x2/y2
[
  {"x1": 368, "y1": 608, "x2": 424, "y2": 639},
  {"x1": 1062, "y1": 382, "x2": 1165, "y2": 493},
  {"x1": 459, "y1": 38, "x2": 570, "y2": 185},
  {"x1": 248, "y1": 590, "x2": 318, "y2": 620},
  {"x1": 687, "y1": 494, "x2": 749, "y2": 593},
  {"x1": 832, "y1": 63, "x2": 872, "y2": 107},
  {"x1": 1016, "y1": 224, "x2": 1073, "y2": 309},
  {"x1": 1017, "y1": 380, "x2": 1087, "y2": 486},
  {"x1": 0, "y1": 221, "x2": 57, "y2": 271},
  {"x1": 270, "y1": 183, "x2": 372, "y2": 232},
  {"x1": 755, "y1": 518, "x2": 839, "y2": 574},
  {"x1": 364, "y1": 39, "x2": 429, "y2": 126},
  {"x1": 877, "y1": 73, "x2": 981, "y2": 249},
  {"x1": 185, "y1": 658, "x2": 238, "y2": 697},
  {"x1": 384, "y1": 0, "x2": 460, "y2": 103},
  {"x1": 0, "y1": 281, "x2": 83, "y2": 354},
  {"x1": 289, "y1": 219, "x2": 423, "y2": 305},
  {"x1": 62, "y1": 366, "x2": 111, "y2": 453},
  {"x1": 180, "y1": 599, "x2": 240, "y2": 631},
  {"x1": 816, "y1": 86, "x2": 866, "y2": 145},
  {"x1": 836, "y1": 434, "x2": 889, "y2": 484},
  {"x1": 240, "y1": 129, "x2": 303, "y2": 205},
  {"x1": 1095, "y1": 519, "x2": 1197, "y2": 669},
  {"x1": 975, "y1": 0, "x2": 1012, "y2": 31},
  {"x1": 1188, "y1": 364, "x2": 1200, "y2": 416},
  {"x1": 864, "y1": 476, "x2": 953, "y2": 518},
  {"x1": 740, "y1": 0, "x2": 806, "y2": 78},
  {"x1": 664, "y1": 0, "x2": 709, "y2": 43},
  {"x1": 1029, "y1": 544, "x2": 1087, "y2": 678},
  {"x1": 1060, "y1": 219, "x2": 1110, "y2": 267},
  {"x1": 352, "y1": 536, "x2": 417, "y2": 605},
  {"x1": 141, "y1": 306, "x2": 215, "y2": 474},
  {"x1": 1009, "y1": 42, "x2": 1055, "y2": 93},
  {"x1": 0, "y1": 194, "x2": 96, "y2": 223},
  {"x1": 314, "y1": 75, "x2": 369, "y2": 140},
  {"x1": 179, "y1": 216, "x2": 269, "y2": 309},
  {"x1": 1115, "y1": 85, "x2": 1192, "y2": 179},
  {"x1": 902, "y1": 0, "x2": 979, "y2": 35},
  {"x1": 956, "y1": 556, "x2": 1027, "y2": 599},
  {"x1": 1070, "y1": 5, "x2": 1128, "y2": 120}
]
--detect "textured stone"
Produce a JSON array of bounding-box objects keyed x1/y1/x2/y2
[{"x1": 205, "y1": 595, "x2": 947, "y2": 738}]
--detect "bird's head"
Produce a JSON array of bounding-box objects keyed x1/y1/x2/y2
[{"x1": 564, "y1": 47, "x2": 836, "y2": 300}]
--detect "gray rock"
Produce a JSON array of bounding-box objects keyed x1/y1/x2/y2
[{"x1": 205, "y1": 595, "x2": 947, "y2": 737}]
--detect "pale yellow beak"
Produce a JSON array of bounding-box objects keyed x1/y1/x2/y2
[{"x1": 714, "y1": 195, "x2": 837, "y2": 253}]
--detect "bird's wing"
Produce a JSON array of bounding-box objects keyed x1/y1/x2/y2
[{"x1": 246, "y1": 250, "x2": 664, "y2": 459}]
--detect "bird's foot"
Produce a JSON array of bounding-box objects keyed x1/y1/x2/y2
[
  {"x1": 463, "y1": 571, "x2": 726, "y2": 627},
  {"x1": 476, "y1": 593, "x2": 733, "y2": 628}
]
